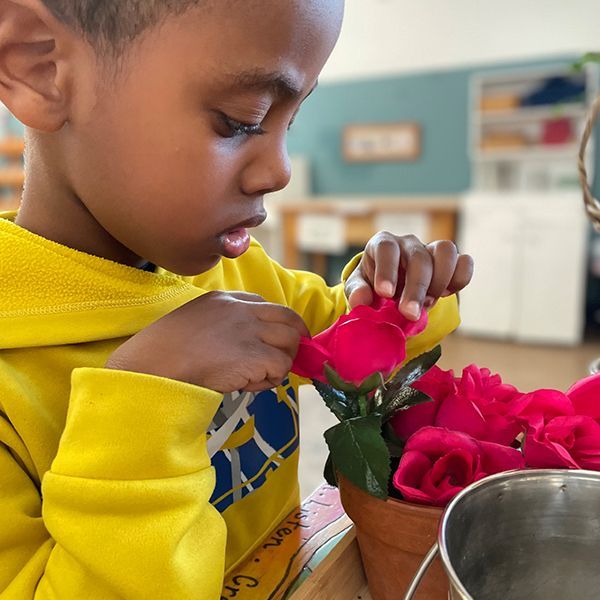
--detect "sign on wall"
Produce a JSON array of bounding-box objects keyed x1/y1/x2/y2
[{"x1": 342, "y1": 122, "x2": 422, "y2": 163}]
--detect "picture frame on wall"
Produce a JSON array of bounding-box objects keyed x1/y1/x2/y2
[{"x1": 342, "y1": 122, "x2": 422, "y2": 163}]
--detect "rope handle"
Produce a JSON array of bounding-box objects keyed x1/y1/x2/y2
[{"x1": 579, "y1": 94, "x2": 600, "y2": 231}]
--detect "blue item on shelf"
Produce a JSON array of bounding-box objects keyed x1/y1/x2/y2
[{"x1": 521, "y1": 77, "x2": 585, "y2": 107}]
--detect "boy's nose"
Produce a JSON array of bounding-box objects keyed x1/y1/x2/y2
[{"x1": 241, "y1": 140, "x2": 292, "y2": 197}]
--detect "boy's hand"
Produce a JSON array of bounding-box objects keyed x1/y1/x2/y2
[
  {"x1": 345, "y1": 232, "x2": 474, "y2": 320},
  {"x1": 105, "y1": 291, "x2": 309, "y2": 393}
]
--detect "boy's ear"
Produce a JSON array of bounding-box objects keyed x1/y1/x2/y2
[{"x1": 0, "y1": 0, "x2": 75, "y2": 132}]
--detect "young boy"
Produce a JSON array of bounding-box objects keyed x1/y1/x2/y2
[{"x1": 0, "y1": 1, "x2": 473, "y2": 598}]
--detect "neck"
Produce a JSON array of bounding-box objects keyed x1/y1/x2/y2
[{"x1": 15, "y1": 132, "x2": 148, "y2": 270}]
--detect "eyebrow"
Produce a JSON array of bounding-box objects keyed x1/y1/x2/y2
[{"x1": 226, "y1": 69, "x2": 318, "y2": 101}]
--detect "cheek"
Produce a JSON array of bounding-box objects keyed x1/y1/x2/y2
[{"x1": 73, "y1": 108, "x2": 239, "y2": 235}]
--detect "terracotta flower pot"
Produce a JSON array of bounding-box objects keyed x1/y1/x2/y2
[{"x1": 338, "y1": 475, "x2": 447, "y2": 600}]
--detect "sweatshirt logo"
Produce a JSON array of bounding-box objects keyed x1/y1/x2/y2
[{"x1": 207, "y1": 379, "x2": 298, "y2": 513}]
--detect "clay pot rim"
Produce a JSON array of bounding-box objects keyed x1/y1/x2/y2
[{"x1": 338, "y1": 474, "x2": 444, "y2": 517}]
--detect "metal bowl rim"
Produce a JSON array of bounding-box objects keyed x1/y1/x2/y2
[{"x1": 437, "y1": 468, "x2": 600, "y2": 599}]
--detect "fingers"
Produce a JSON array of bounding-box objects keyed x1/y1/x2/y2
[
  {"x1": 227, "y1": 291, "x2": 266, "y2": 303},
  {"x1": 425, "y1": 241, "x2": 458, "y2": 300},
  {"x1": 398, "y1": 237, "x2": 433, "y2": 320},
  {"x1": 444, "y1": 253, "x2": 474, "y2": 295},
  {"x1": 259, "y1": 322, "x2": 301, "y2": 358},
  {"x1": 345, "y1": 264, "x2": 374, "y2": 309},
  {"x1": 370, "y1": 235, "x2": 401, "y2": 298},
  {"x1": 253, "y1": 302, "x2": 310, "y2": 338},
  {"x1": 242, "y1": 345, "x2": 293, "y2": 392}
]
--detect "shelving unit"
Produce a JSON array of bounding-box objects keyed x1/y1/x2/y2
[
  {"x1": 459, "y1": 62, "x2": 599, "y2": 345},
  {"x1": 470, "y1": 63, "x2": 598, "y2": 191},
  {"x1": 0, "y1": 135, "x2": 24, "y2": 211}
]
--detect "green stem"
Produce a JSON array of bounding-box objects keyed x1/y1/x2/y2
[{"x1": 358, "y1": 395, "x2": 368, "y2": 417}]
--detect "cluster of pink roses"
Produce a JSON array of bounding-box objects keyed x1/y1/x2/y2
[
  {"x1": 391, "y1": 365, "x2": 600, "y2": 507},
  {"x1": 292, "y1": 293, "x2": 600, "y2": 508}
]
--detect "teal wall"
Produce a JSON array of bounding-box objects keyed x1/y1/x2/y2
[{"x1": 288, "y1": 55, "x2": 600, "y2": 197}]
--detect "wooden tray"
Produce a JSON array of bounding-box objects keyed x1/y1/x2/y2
[
  {"x1": 289, "y1": 528, "x2": 371, "y2": 600},
  {"x1": 221, "y1": 485, "x2": 371, "y2": 599}
]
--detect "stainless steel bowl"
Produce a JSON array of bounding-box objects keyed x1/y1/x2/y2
[{"x1": 405, "y1": 470, "x2": 600, "y2": 600}]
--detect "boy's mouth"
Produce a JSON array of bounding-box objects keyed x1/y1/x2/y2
[
  {"x1": 218, "y1": 212, "x2": 267, "y2": 259},
  {"x1": 219, "y1": 228, "x2": 251, "y2": 259}
]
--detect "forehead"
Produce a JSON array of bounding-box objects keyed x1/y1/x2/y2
[{"x1": 127, "y1": 0, "x2": 343, "y2": 95}]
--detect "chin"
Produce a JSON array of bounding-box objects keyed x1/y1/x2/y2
[{"x1": 169, "y1": 254, "x2": 222, "y2": 277}]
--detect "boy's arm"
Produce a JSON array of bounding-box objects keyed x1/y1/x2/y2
[{"x1": 0, "y1": 368, "x2": 226, "y2": 600}]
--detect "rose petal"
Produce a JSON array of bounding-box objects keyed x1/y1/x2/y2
[
  {"x1": 509, "y1": 389, "x2": 575, "y2": 429},
  {"x1": 390, "y1": 400, "x2": 439, "y2": 441},
  {"x1": 291, "y1": 338, "x2": 331, "y2": 383},
  {"x1": 331, "y1": 318, "x2": 407, "y2": 385},
  {"x1": 567, "y1": 373, "x2": 600, "y2": 421},
  {"x1": 413, "y1": 366, "x2": 456, "y2": 399},
  {"x1": 434, "y1": 394, "x2": 487, "y2": 440},
  {"x1": 404, "y1": 426, "x2": 481, "y2": 456},
  {"x1": 477, "y1": 439, "x2": 525, "y2": 473}
]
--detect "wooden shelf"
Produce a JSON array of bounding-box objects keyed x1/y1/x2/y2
[
  {"x1": 477, "y1": 103, "x2": 587, "y2": 125},
  {"x1": 0, "y1": 136, "x2": 24, "y2": 159},
  {"x1": 0, "y1": 168, "x2": 24, "y2": 188},
  {"x1": 0, "y1": 196, "x2": 21, "y2": 212},
  {"x1": 475, "y1": 144, "x2": 580, "y2": 162}
]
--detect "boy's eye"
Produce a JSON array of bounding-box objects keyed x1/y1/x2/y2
[{"x1": 219, "y1": 113, "x2": 265, "y2": 138}]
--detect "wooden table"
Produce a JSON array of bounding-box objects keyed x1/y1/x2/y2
[{"x1": 277, "y1": 197, "x2": 460, "y2": 276}]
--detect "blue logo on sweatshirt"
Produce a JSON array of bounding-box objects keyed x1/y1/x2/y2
[{"x1": 207, "y1": 379, "x2": 298, "y2": 513}]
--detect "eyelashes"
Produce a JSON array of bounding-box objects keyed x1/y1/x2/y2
[
  {"x1": 218, "y1": 112, "x2": 297, "y2": 138},
  {"x1": 220, "y1": 113, "x2": 265, "y2": 138}
]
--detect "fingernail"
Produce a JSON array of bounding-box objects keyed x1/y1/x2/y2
[
  {"x1": 405, "y1": 301, "x2": 421, "y2": 319},
  {"x1": 379, "y1": 281, "x2": 395, "y2": 297}
]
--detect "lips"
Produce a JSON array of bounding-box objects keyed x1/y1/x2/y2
[
  {"x1": 219, "y1": 212, "x2": 268, "y2": 236},
  {"x1": 217, "y1": 211, "x2": 267, "y2": 259}
]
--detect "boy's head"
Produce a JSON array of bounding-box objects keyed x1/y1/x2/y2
[{"x1": 0, "y1": 0, "x2": 344, "y2": 274}]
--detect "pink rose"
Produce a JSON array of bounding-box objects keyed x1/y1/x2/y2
[
  {"x1": 291, "y1": 296, "x2": 427, "y2": 387},
  {"x1": 509, "y1": 389, "x2": 575, "y2": 430},
  {"x1": 509, "y1": 386, "x2": 600, "y2": 470},
  {"x1": 391, "y1": 365, "x2": 523, "y2": 446},
  {"x1": 567, "y1": 373, "x2": 600, "y2": 422},
  {"x1": 392, "y1": 426, "x2": 525, "y2": 507},
  {"x1": 390, "y1": 366, "x2": 455, "y2": 439},
  {"x1": 523, "y1": 415, "x2": 600, "y2": 470}
]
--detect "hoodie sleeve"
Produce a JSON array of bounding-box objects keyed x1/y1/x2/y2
[{"x1": 0, "y1": 367, "x2": 226, "y2": 600}]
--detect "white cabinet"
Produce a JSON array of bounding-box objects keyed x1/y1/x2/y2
[{"x1": 459, "y1": 192, "x2": 588, "y2": 345}]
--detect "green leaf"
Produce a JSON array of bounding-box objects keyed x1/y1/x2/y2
[
  {"x1": 323, "y1": 364, "x2": 383, "y2": 396},
  {"x1": 380, "y1": 387, "x2": 433, "y2": 422},
  {"x1": 323, "y1": 453, "x2": 337, "y2": 487},
  {"x1": 573, "y1": 52, "x2": 600, "y2": 71},
  {"x1": 384, "y1": 346, "x2": 441, "y2": 398},
  {"x1": 383, "y1": 422, "x2": 406, "y2": 458},
  {"x1": 324, "y1": 363, "x2": 359, "y2": 394},
  {"x1": 313, "y1": 379, "x2": 357, "y2": 421},
  {"x1": 324, "y1": 415, "x2": 391, "y2": 500},
  {"x1": 357, "y1": 371, "x2": 384, "y2": 395}
]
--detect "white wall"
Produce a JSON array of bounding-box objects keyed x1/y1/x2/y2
[{"x1": 322, "y1": 0, "x2": 600, "y2": 82}]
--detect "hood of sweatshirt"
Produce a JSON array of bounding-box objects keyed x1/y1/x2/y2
[{"x1": 0, "y1": 211, "x2": 204, "y2": 348}]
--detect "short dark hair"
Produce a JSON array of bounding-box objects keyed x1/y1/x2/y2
[{"x1": 43, "y1": 1, "x2": 203, "y2": 53}]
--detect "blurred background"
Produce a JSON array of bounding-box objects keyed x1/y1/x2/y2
[{"x1": 2, "y1": 0, "x2": 600, "y2": 496}]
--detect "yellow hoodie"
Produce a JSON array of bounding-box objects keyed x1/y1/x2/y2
[{"x1": 0, "y1": 212, "x2": 459, "y2": 599}]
